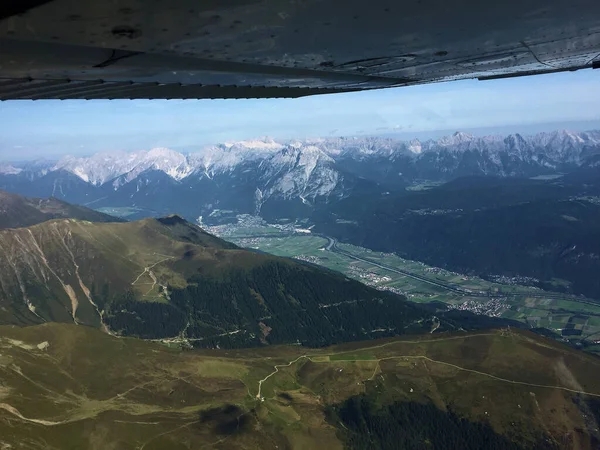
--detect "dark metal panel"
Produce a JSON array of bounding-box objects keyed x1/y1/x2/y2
[
  {"x1": 0, "y1": 38, "x2": 405, "y2": 90},
  {"x1": 20, "y1": 80, "x2": 107, "y2": 99},
  {"x1": 0, "y1": 0, "x2": 598, "y2": 99},
  {"x1": 0, "y1": 78, "x2": 354, "y2": 100},
  {"x1": 0, "y1": 0, "x2": 54, "y2": 21},
  {"x1": 0, "y1": 79, "x2": 74, "y2": 99},
  {"x1": 86, "y1": 84, "x2": 351, "y2": 100}
]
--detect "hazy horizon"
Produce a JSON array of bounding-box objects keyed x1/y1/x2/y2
[
  {"x1": 1, "y1": 69, "x2": 599, "y2": 161},
  {"x1": 2, "y1": 120, "x2": 600, "y2": 163}
]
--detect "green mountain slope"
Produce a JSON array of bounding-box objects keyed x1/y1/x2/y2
[
  {"x1": 0, "y1": 189, "x2": 122, "y2": 229},
  {"x1": 318, "y1": 176, "x2": 600, "y2": 299},
  {"x1": 0, "y1": 216, "x2": 493, "y2": 346},
  {"x1": 0, "y1": 324, "x2": 598, "y2": 449}
]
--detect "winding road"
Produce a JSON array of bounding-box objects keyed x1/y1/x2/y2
[
  {"x1": 253, "y1": 332, "x2": 600, "y2": 401},
  {"x1": 256, "y1": 355, "x2": 308, "y2": 399}
]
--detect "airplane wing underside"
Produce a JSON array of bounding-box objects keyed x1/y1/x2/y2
[{"x1": 0, "y1": 0, "x2": 599, "y2": 99}]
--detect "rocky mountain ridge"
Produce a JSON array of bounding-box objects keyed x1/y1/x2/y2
[
  {"x1": 1, "y1": 130, "x2": 599, "y2": 222},
  {"x1": 4, "y1": 130, "x2": 599, "y2": 184}
]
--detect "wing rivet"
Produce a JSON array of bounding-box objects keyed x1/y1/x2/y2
[{"x1": 112, "y1": 26, "x2": 142, "y2": 39}]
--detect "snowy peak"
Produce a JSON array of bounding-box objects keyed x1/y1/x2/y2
[
  {"x1": 51, "y1": 140, "x2": 284, "y2": 187},
  {"x1": 131, "y1": 147, "x2": 193, "y2": 181},
  {"x1": 43, "y1": 140, "x2": 345, "y2": 204},
  {"x1": 0, "y1": 164, "x2": 22, "y2": 175},
  {"x1": 223, "y1": 137, "x2": 284, "y2": 151},
  {"x1": 2, "y1": 128, "x2": 600, "y2": 223},
  {"x1": 530, "y1": 130, "x2": 587, "y2": 152},
  {"x1": 189, "y1": 139, "x2": 284, "y2": 177},
  {"x1": 53, "y1": 148, "x2": 194, "y2": 186},
  {"x1": 438, "y1": 131, "x2": 475, "y2": 147},
  {"x1": 318, "y1": 136, "x2": 404, "y2": 159},
  {"x1": 54, "y1": 151, "x2": 141, "y2": 185},
  {"x1": 407, "y1": 139, "x2": 423, "y2": 154},
  {"x1": 504, "y1": 133, "x2": 528, "y2": 151},
  {"x1": 258, "y1": 143, "x2": 342, "y2": 202},
  {"x1": 268, "y1": 144, "x2": 334, "y2": 168},
  {"x1": 7, "y1": 129, "x2": 600, "y2": 193}
]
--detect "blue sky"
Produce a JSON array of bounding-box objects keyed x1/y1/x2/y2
[{"x1": 1, "y1": 69, "x2": 599, "y2": 160}]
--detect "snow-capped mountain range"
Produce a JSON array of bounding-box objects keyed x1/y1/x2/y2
[
  {"x1": 1, "y1": 130, "x2": 599, "y2": 222},
  {"x1": 51, "y1": 139, "x2": 287, "y2": 187}
]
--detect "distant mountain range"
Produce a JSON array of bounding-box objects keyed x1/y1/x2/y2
[
  {"x1": 2, "y1": 135, "x2": 600, "y2": 450},
  {"x1": 1, "y1": 130, "x2": 599, "y2": 221},
  {"x1": 2, "y1": 129, "x2": 600, "y2": 299}
]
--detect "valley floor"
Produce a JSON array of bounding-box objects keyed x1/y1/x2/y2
[{"x1": 205, "y1": 215, "x2": 600, "y2": 353}]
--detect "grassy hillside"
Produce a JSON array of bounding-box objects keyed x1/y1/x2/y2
[
  {"x1": 0, "y1": 324, "x2": 598, "y2": 449},
  {"x1": 0, "y1": 216, "x2": 270, "y2": 323},
  {"x1": 0, "y1": 189, "x2": 122, "y2": 229},
  {"x1": 1, "y1": 216, "x2": 501, "y2": 346}
]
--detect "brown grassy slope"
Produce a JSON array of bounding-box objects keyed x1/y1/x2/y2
[
  {"x1": 0, "y1": 325, "x2": 599, "y2": 449},
  {"x1": 0, "y1": 189, "x2": 122, "y2": 229},
  {"x1": 0, "y1": 216, "x2": 292, "y2": 328}
]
